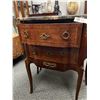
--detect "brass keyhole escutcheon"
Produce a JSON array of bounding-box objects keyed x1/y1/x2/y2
[{"x1": 40, "y1": 33, "x2": 50, "y2": 40}]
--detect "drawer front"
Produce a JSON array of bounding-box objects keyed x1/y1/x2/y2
[
  {"x1": 28, "y1": 46, "x2": 79, "y2": 65},
  {"x1": 35, "y1": 60, "x2": 66, "y2": 71},
  {"x1": 18, "y1": 23, "x2": 83, "y2": 47}
]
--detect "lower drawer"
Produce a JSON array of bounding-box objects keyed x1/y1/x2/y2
[{"x1": 34, "y1": 60, "x2": 66, "y2": 71}]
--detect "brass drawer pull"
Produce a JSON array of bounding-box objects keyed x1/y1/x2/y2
[
  {"x1": 40, "y1": 33, "x2": 50, "y2": 40},
  {"x1": 43, "y1": 61, "x2": 56, "y2": 68},
  {"x1": 61, "y1": 31, "x2": 70, "y2": 40},
  {"x1": 23, "y1": 30, "x2": 30, "y2": 39}
]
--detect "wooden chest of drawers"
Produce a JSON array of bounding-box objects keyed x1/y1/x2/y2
[{"x1": 18, "y1": 20, "x2": 87, "y2": 100}]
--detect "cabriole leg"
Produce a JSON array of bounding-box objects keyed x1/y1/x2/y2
[
  {"x1": 85, "y1": 65, "x2": 87, "y2": 85},
  {"x1": 37, "y1": 67, "x2": 39, "y2": 74},
  {"x1": 25, "y1": 59, "x2": 33, "y2": 93},
  {"x1": 75, "y1": 69, "x2": 84, "y2": 100}
]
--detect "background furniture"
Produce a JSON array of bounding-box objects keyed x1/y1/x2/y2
[
  {"x1": 13, "y1": 33, "x2": 23, "y2": 59},
  {"x1": 13, "y1": 8, "x2": 24, "y2": 59}
]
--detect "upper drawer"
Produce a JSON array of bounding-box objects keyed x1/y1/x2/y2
[{"x1": 18, "y1": 23, "x2": 83, "y2": 48}]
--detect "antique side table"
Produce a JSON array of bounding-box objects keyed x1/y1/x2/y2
[{"x1": 18, "y1": 16, "x2": 87, "y2": 100}]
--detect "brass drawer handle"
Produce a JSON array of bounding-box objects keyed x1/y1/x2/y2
[
  {"x1": 23, "y1": 30, "x2": 30, "y2": 39},
  {"x1": 40, "y1": 33, "x2": 50, "y2": 40},
  {"x1": 61, "y1": 31, "x2": 70, "y2": 40},
  {"x1": 43, "y1": 61, "x2": 56, "y2": 68}
]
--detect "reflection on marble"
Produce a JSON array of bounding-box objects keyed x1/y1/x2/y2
[{"x1": 20, "y1": 14, "x2": 87, "y2": 21}]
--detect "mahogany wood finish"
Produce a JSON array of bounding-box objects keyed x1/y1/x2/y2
[
  {"x1": 28, "y1": 46, "x2": 79, "y2": 65},
  {"x1": 18, "y1": 22, "x2": 87, "y2": 100},
  {"x1": 78, "y1": 24, "x2": 87, "y2": 66},
  {"x1": 26, "y1": 1, "x2": 29, "y2": 16},
  {"x1": 20, "y1": 1, "x2": 25, "y2": 17},
  {"x1": 13, "y1": 1, "x2": 19, "y2": 18},
  {"x1": 85, "y1": 64, "x2": 87, "y2": 85},
  {"x1": 25, "y1": 58, "x2": 33, "y2": 93},
  {"x1": 18, "y1": 23, "x2": 82, "y2": 48},
  {"x1": 13, "y1": 1, "x2": 30, "y2": 18}
]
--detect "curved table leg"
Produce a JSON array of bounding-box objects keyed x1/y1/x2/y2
[
  {"x1": 37, "y1": 67, "x2": 39, "y2": 74},
  {"x1": 40, "y1": 67, "x2": 42, "y2": 71},
  {"x1": 37, "y1": 67, "x2": 42, "y2": 74},
  {"x1": 75, "y1": 69, "x2": 84, "y2": 100},
  {"x1": 25, "y1": 59, "x2": 33, "y2": 93},
  {"x1": 85, "y1": 64, "x2": 87, "y2": 85}
]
